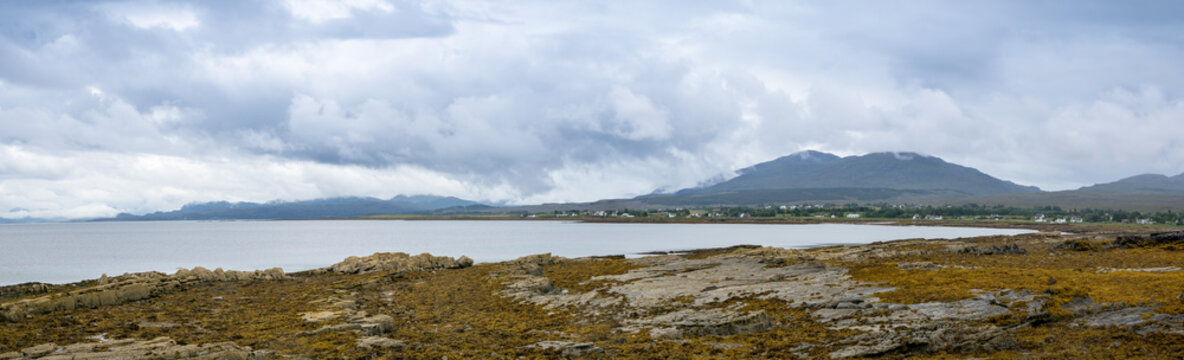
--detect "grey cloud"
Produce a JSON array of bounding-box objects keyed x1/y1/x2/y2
[{"x1": 2, "y1": 0, "x2": 1184, "y2": 218}]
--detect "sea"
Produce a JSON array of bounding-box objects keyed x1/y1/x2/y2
[{"x1": 0, "y1": 220, "x2": 1033, "y2": 285}]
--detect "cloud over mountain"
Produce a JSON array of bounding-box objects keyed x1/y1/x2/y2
[{"x1": 2, "y1": 1, "x2": 1184, "y2": 218}]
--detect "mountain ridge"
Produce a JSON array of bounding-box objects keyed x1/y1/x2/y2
[
  {"x1": 108, "y1": 195, "x2": 484, "y2": 221},
  {"x1": 1075, "y1": 172, "x2": 1184, "y2": 195},
  {"x1": 649, "y1": 150, "x2": 1040, "y2": 205}
]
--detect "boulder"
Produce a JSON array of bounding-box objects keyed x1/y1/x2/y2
[
  {"x1": 356, "y1": 336, "x2": 406, "y2": 350},
  {"x1": 327, "y1": 252, "x2": 473, "y2": 274}
]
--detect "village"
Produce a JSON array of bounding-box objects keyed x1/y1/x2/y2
[{"x1": 532, "y1": 203, "x2": 1180, "y2": 226}]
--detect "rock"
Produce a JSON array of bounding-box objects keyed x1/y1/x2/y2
[
  {"x1": 1060, "y1": 296, "x2": 1100, "y2": 316},
  {"x1": 1, "y1": 266, "x2": 289, "y2": 322},
  {"x1": 327, "y1": 252, "x2": 473, "y2": 274},
  {"x1": 1114, "y1": 231, "x2": 1184, "y2": 248},
  {"x1": 508, "y1": 253, "x2": 570, "y2": 267},
  {"x1": 356, "y1": 336, "x2": 406, "y2": 350},
  {"x1": 649, "y1": 327, "x2": 683, "y2": 339},
  {"x1": 300, "y1": 310, "x2": 342, "y2": 322},
  {"x1": 304, "y1": 323, "x2": 363, "y2": 336},
  {"x1": 502, "y1": 276, "x2": 556, "y2": 298},
  {"x1": 830, "y1": 325, "x2": 1017, "y2": 358},
  {"x1": 1096, "y1": 266, "x2": 1184, "y2": 274},
  {"x1": 360, "y1": 315, "x2": 396, "y2": 335},
  {"x1": 6, "y1": 337, "x2": 259, "y2": 359},
  {"x1": 526, "y1": 341, "x2": 602, "y2": 356},
  {"x1": 0, "y1": 283, "x2": 53, "y2": 301},
  {"x1": 646, "y1": 309, "x2": 772, "y2": 336},
  {"x1": 1075, "y1": 306, "x2": 1184, "y2": 334},
  {"x1": 457, "y1": 256, "x2": 474, "y2": 267},
  {"x1": 20, "y1": 344, "x2": 56, "y2": 358},
  {"x1": 600, "y1": 258, "x2": 890, "y2": 308},
  {"x1": 955, "y1": 244, "x2": 1026, "y2": 255}
]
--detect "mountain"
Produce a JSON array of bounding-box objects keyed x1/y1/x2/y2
[
  {"x1": 108, "y1": 195, "x2": 483, "y2": 221},
  {"x1": 955, "y1": 172, "x2": 1184, "y2": 211},
  {"x1": 641, "y1": 151, "x2": 1039, "y2": 205},
  {"x1": 1075, "y1": 173, "x2": 1184, "y2": 195}
]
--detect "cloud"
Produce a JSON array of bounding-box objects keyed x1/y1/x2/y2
[
  {"x1": 103, "y1": 2, "x2": 202, "y2": 31},
  {"x1": 0, "y1": 144, "x2": 477, "y2": 219},
  {"x1": 1, "y1": 0, "x2": 1184, "y2": 218},
  {"x1": 284, "y1": 0, "x2": 395, "y2": 23}
]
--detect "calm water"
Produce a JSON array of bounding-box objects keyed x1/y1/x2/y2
[{"x1": 0, "y1": 220, "x2": 1032, "y2": 285}]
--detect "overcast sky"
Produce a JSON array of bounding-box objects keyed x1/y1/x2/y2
[{"x1": 2, "y1": 0, "x2": 1183, "y2": 219}]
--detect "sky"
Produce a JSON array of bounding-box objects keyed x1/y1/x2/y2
[{"x1": 2, "y1": 0, "x2": 1184, "y2": 219}]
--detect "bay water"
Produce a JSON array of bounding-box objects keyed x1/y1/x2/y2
[{"x1": 0, "y1": 220, "x2": 1032, "y2": 285}]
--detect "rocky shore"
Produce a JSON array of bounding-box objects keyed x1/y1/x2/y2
[{"x1": 2, "y1": 228, "x2": 1183, "y2": 358}]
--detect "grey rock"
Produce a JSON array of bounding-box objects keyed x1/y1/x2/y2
[
  {"x1": 526, "y1": 341, "x2": 602, "y2": 356},
  {"x1": 356, "y1": 336, "x2": 406, "y2": 350},
  {"x1": 645, "y1": 308, "x2": 772, "y2": 336},
  {"x1": 6, "y1": 337, "x2": 258, "y2": 359},
  {"x1": 327, "y1": 252, "x2": 472, "y2": 275}
]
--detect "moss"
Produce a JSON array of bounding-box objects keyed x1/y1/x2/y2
[
  {"x1": 845, "y1": 235, "x2": 1184, "y2": 317},
  {"x1": 543, "y1": 258, "x2": 641, "y2": 294}
]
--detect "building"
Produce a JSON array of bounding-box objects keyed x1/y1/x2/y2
[
  {"x1": 846, "y1": 213, "x2": 861, "y2": 219},
  {"x1": 1033, "y1": 214, "x2": 1046, "y2": 222}
]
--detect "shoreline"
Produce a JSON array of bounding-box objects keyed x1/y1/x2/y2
[
  {"x1": 0, "y1": 221, "x2": 1034, "y2": 287},
  {"x1": 3, "y1": 226, "x2": 1182, "y2": 358}
]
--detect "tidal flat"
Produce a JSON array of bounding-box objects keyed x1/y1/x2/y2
[{"x1": 2, "y1": 226, "x2": 1183, "y2": 359}]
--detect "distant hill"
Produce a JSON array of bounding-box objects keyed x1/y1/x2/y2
[
  {"x1": 108, "y1": 195, "x2": 484, "y2": 221},
  {"x1": 955, "y1": 172, "x2": 1184, "y2": 211},
  {"x1": 640, "y1": 151, "x2": 1039, "y2": 205},
  {"x1": 1076, "y1": 173, "x2": 1184, "y2": 195}
]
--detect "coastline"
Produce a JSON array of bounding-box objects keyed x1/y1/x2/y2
[{"x1": 3, "y1": 225, "x2": 1182, "y2": 358}]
